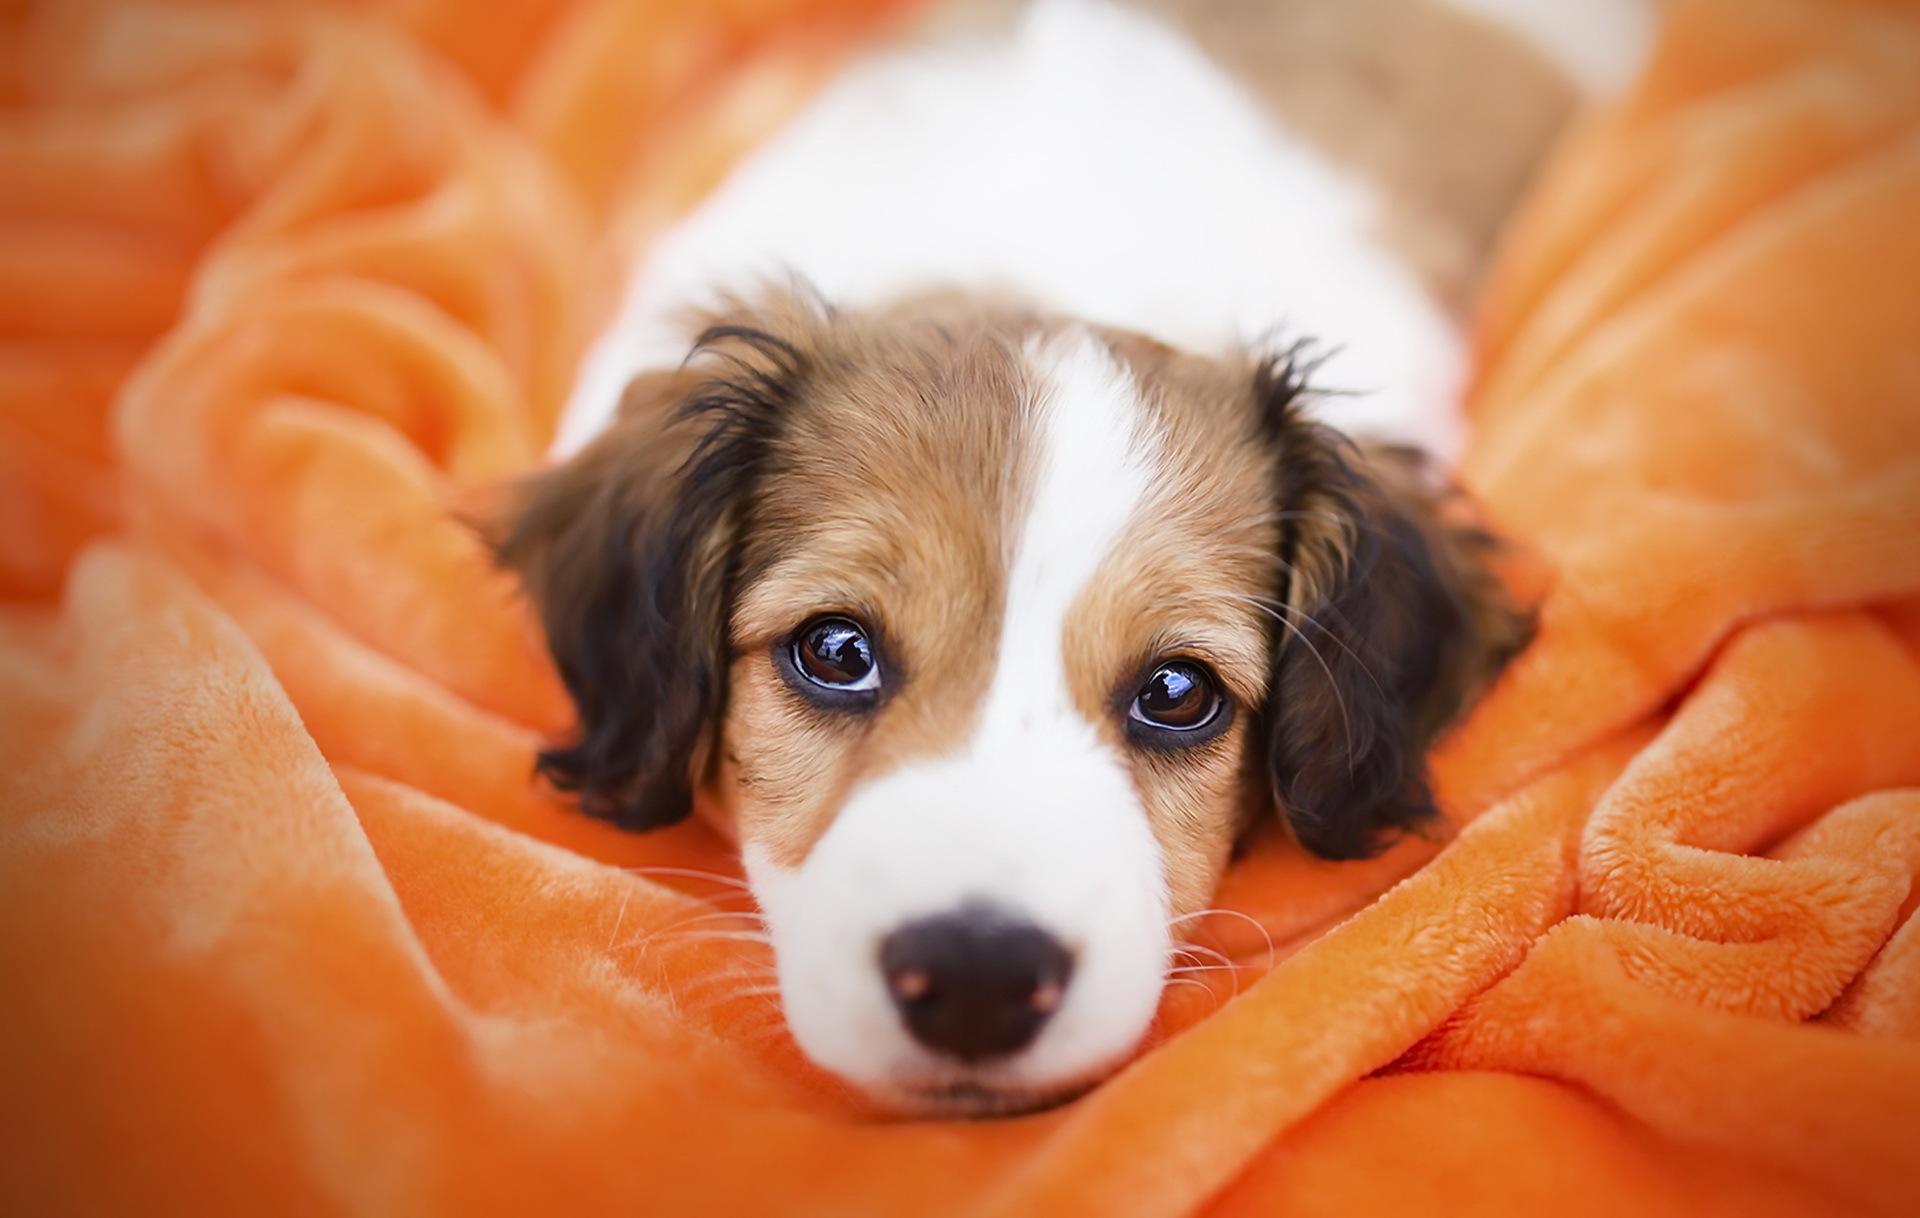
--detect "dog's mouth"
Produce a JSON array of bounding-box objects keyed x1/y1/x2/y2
[{"x1": 888, "y1": 1075, "x2": 1098, "y2": 1120}]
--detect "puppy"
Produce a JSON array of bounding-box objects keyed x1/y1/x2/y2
[{"x1": 499, "y1": 0, "x2": 1645, "y2": 1115}]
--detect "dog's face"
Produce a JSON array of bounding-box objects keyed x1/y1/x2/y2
[{"x1": 498, "y1": 291, "x2": 1526, "y2": 1115}]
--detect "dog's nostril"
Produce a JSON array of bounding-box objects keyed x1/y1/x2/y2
[{"x1": 878, "y1": 906, "x2": 1074, "y2": 1064}]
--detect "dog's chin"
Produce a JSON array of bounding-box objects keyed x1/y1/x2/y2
[{"x1": 877, "y1": 1075, "x2": 1101, "y2": 1120}]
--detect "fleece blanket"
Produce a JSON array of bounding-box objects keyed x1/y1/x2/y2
[{"x1": 3, "y1": 0, "x2": 1918, "y2": 1214}]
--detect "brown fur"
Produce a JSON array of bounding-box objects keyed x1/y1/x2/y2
[
  {"x1": 721, "y1": 297, "x2": 1033, "y2": 865},
  {"x1": 495, "y1": 287, "x2": 1529, "y2": 908},
  {"x1": 1072, "y1": 332, "x2": 1285, "y2": 910},
  {"x1": 1123, "y1": 0, "x2": 1577, "y2": 313}
]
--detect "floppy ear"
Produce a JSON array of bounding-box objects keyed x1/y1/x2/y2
[
  {"x1": 1253, "y1": 355, "x2": 1532, "y2": 860},
  {"x1": 492, "y1": 321, "x2": 809, "y2": 831}
]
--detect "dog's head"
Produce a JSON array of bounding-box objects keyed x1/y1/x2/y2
[{"x1": 496, "y1": 289, "x2": 1527, "y2": 1114}]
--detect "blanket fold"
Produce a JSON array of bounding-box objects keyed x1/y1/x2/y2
[{"x1": 3, "y1": 0, "x2": 1918, "y2": 1214}]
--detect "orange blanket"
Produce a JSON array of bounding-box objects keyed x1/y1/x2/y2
[{"x1": 3, "y1": 0, "x2": 1918, "y2": 1214}]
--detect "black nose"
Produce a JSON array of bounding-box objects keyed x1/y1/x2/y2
[{"x1": 878, "y1": 905, "x2": 1074, "y2": 1063}]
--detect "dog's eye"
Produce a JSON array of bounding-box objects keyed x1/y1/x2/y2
[
  {"x1": 1129, "y1": 661, "x2": 1223, "y2": 733},
  {"x1": 793, "y1": 617, "x2": 881, "y2": 693}
]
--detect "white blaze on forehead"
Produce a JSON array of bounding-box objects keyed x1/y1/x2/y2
[
  {"x1": 992, "y1": 329, "x2": 1162, "y2": 736},
  {"x1": 746, "y1": 330, "x2": 1174, "y2": 1099}
]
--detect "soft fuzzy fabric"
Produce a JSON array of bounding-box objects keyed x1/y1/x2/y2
[{"x1": 3, "y1": 1, "x2": 1918, "y2": 1215}]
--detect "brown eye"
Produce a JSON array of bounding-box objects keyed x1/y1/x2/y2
[
  {"x1": 1129, "y1": 661, "x2": 1222, "y2": 733},
  {"x1": 792, "y1": 616, "x2": 881, "y2": 693}
]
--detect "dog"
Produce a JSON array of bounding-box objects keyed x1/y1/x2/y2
[{"x1": 497, "y1": 0, "x2": 1649, "y2": 1115}]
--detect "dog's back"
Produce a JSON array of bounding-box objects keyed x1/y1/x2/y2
[{"x1": 558, "y1": 0, "x2": 1652, "y2": 458}]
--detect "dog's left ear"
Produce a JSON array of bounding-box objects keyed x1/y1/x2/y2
[
  {"x1": 488, "y1": 314, "x2": 811, "y2": 831},
  {"x1": 1253, "y1": 357, "x2": 1533, "y2": 860}
]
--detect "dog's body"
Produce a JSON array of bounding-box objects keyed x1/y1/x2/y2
[{"x1": 504, "y1": 0, "x2": 1650, "y2": 1115}]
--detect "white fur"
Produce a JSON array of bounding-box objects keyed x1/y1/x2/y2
[
  {"x1": 557, "y1": 0, "x2": 1465, "y2": 459},
  {"x1": 745, "y1": 333, "x2": 1171, "y2": 1100},
  {"x1": 1437, "y1": 0, "x2": 1654, "y2": 97}
]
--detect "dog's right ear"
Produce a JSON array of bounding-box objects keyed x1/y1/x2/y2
[
  {"x1": 492, "y1": 323, "x2": 809, "y2": 831},
  {"x1": 1252, "y1": 353, "x2": 1533, "y2": 860}
]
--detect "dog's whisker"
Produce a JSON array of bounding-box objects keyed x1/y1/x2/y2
[
  {"x1": 659, "y1": 908, "x2": 769, "y2": 933},
  {"x1": 1162, "y1": 976, "x2": 1226, "y2": 1014},
  {"x1": 673, "y1": 948, "x2": 779, "y2": 972},
  {"x1": 1168, "y1": 908, "x2": 1278, "y2": 970},
  {"x1": 1163, "y1": 975, "x2": 1215, "y2": 994},
  {"x1": 1165, "y1": 951, "x2": 1252, "y2": 1004},
  {"x1": 622, "y1": 864, "x2": 755, "y2": 893},
  {"x1": 1170, "y1": 941, "x2": 1235, "y2": 970},
  {"x1": 1215, "y1": 589, "x2": 1358, "y2": 769},
  {"x1": 685, "y1": 980, "x2": 784, "y2": 1001},
  {"x1": 716, "y1": 1019, "x2": 800, "y2": 1051},
  {"x1": 1169, "y1": 956, "x2": 1235, "y2": 980},
  {"x1": 681, "y1": 973, "x2": 782, "y2": 995},
  {"x1": 1214, "y1": 586, "x2": 1384, "y2": 696},
  {"x1": 1166, "y1": 962, "x2": 1244, "y2": 977},
  {"x1": 675, "y1": 978, "x2": 788, "y2": 1019},
  {"x1": 668, "y1": 925, "x2": 771, "y2": 945},
  {"x1": 676, "y1": 955, "x2": 778, "y2": 976},
  {"x1": 605, "y1": 908, "x2": 769, "y2": 956},
  {"x1": 718, "y1": 983, "x2": 785, "y2": 999},
  {"x1": 1170, "y1": 906, "x2": 1254, "y2": 929},
  {"x1": 674, "y1": 970, "x2": 782, "y2": 1002},
  {"x1": 610, "y1": 918, "x2": 768, "y2": 956},
  {"x1": 606, "y1": 926, "x2": 667, "y2": 956},
  {"x1": 663, "y1": 928, "x2": 776, "y2": 947},
  {"x1": 604, "y1": 886, "x2": 633, "y2": 953}
]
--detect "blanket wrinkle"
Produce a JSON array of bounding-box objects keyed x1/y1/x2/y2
[
  {"x1": 513, "y1": 0, "x2": 924, "y2": 220},
  {"x1": 1433, "y1": 72, "x2": 1920, "y2": 812},
  {"x1": 1467, "y1": 0, "x2": 1920, "y2": 422},
  {"x1": 4, "y1": 0, "x2": 1920, "y2": 1214}
]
